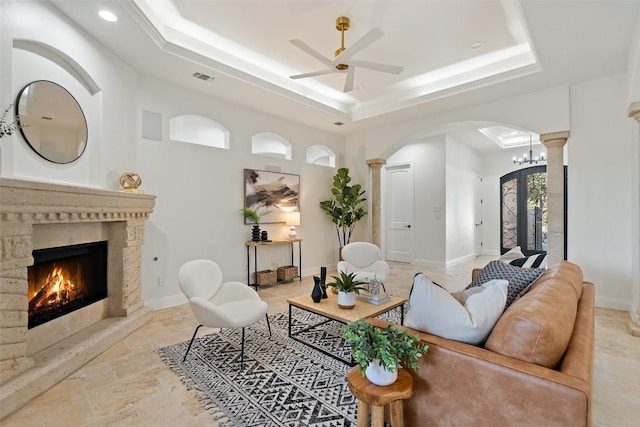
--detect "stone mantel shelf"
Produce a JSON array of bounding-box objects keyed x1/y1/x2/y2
[{"x1": 0, "y1": 178, "x2": 156, "y2": 222}]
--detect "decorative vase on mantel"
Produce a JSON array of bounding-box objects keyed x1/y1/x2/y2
[{"x1": 251, "y1": 225, "x2": 261, "y2": 241}]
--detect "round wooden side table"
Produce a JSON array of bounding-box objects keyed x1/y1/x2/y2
[{"x1": 347, "y1": 367, "x2": 413, "y2": 427}]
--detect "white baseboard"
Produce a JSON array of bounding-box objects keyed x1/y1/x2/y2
[
  {"x1": 595, "y1": 295, "x2": 633, "y2": 312},
  {"x1": 446, "y1": 253, "x2": 477, "y2": 268},
  {"x1": 481, "y1": 249, "x2": 500, "y2": 257},
  {"x1": 144, "y1": 293, "x2": 187, "y2": 310},
  {"x1": 411, "y1": 258, "x2": 445, "y2": 268}
]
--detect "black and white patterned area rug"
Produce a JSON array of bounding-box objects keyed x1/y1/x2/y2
[{"x1": 157, "y1": 311, "x2": 365, "y2": 427}]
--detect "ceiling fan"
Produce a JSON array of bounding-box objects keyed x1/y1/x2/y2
[{"x1": 289, "y1": 16, "x2": 404, "y2": 93}]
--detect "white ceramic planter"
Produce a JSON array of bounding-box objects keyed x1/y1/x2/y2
[
  {"x1": 337, "y1": 291, "x2": 356, "y2": 309},
  {"x1": 365, "y1": 359, "x2": 398, "y2": 386}
]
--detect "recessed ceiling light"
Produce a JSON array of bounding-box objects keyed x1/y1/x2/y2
[
  {"x1": 98, "y1": 10, "x2": 118, "y2": 22},
  {"x1": 468, "y1": 41, "x2": 484, "y2": 51}
]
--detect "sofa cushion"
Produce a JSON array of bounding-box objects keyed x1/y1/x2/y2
[
  {"x1": 499, "y1": 246, "x2": 525, "y2": 262},
  {"x1": 485, "y1": 261, "x2": 583, "y2": 368},
  {"x1": 466, "y1": 260, "x2": 544, "y2": 309},
  {"x1": 405, "y1": 273, "x2": 508, "y2": 345}
]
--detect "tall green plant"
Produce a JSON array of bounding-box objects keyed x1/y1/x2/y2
[{"x1": 319, "y1": 167, "x2": 367, "y2": 247}]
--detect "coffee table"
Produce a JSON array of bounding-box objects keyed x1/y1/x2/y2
[{"x1": 287, "y1": 291, "x2": 406, "y2": 365}]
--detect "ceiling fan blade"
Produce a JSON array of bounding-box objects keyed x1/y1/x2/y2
[
  {"x1": 333, "y1": 27, "x2": 384, "y2": 64},
  {"x1": 343, "y1": 67, "x2": 356, "y2": 92},
  {"x1": 290, "y1": 39, "x2": 333, "y2": 67},
  {"x1": 348, "y1": 60, "x2": 404, "y2": 75},
  {"x1": 289, "y1": 69, "x2": 336, "y2": 79}
]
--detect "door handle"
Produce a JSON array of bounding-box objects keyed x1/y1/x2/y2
[{"x1": 404, "y1": 224, "x2": 411, "y2": 228}]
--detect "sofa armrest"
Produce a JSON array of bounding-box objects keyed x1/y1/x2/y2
[{"x1": 368, "y1": 317, "x2": 591, "y2": 427}]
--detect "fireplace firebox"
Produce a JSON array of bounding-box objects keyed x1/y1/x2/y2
[{"x1": 28, "y1": 241, "x2": 108, "y2": 329}]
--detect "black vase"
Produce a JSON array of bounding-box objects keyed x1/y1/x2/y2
[
  {"x1": 261, "y1": 230, "x2": 268, "y2": 241},
  {"x1": 311, "y1": 276, "x2": 323, "y2": 303},
  {"x1": 251, "y1": 225, "x2": 261, "y2": 241},
  {"x1": 320, "y1": 266, "x2": 328, "y2": 299}
]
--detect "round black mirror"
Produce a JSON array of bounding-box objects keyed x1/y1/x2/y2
[{"x1": 15, "y1": 80, "x2": 88, "y2": 164}]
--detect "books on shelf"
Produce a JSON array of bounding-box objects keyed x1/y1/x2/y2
[{"x1": 356, "y1": 291, "x2": 390, "y2": 305}]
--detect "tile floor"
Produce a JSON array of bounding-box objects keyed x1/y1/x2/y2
[{"x1": 2, "y1": 257, "x2": 639, "y2": 426}]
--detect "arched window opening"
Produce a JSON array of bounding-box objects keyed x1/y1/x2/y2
[
  {"x1": 306, "y1": 145, "x2": 335, "y2": 167},
  {"x1": 169, "y1": 114, "x2": 229, "y2": 149},
  {"x1": 251, "y1": 132, "x2": 291, "y2": 160}
]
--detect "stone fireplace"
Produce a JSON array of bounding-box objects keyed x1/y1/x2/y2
[{"x1": 0, "y1": 178, "x2": 156, "y2": 419}]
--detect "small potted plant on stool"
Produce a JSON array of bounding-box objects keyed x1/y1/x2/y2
[{"x1": 343, "y1": 318, "x2": 429, "y2": 386}]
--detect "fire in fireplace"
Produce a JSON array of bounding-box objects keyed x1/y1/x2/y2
[{"x1": 28, "y1": 241, "x2": 108, "y2": 329}]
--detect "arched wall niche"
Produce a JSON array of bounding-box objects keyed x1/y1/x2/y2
[
  {"x1": 251, "y1": 132, "x2": 291, "y2": 160},
  {"x1": 9, "y1": 40, "x2": 100, "y2": 185},
  {"x1": 169, "y1": 114, "x2": 230, "y2": 149},
  {"x1": 13, "y1": 39, "x2": 100, "y2": 95},
  {"x1": 306, "y1": 145, "x2": 335, "y2": 167}
]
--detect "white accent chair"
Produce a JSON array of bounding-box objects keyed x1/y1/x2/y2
[
  {"x1": 178, "y1": 259, "x2": 270, "y2": 368},
  {"x1": 337, "y1": 242, "x2": 389, "y2": 290}
]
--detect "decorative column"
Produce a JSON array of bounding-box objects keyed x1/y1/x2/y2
[
  {"x1": 628, "y1": 101, "x2": 640, "y2": 336},
  {"x1": 540, "y1": 131, "x2": 570, "y2": 267},
  {"x1": 366, "y1": 158, "x2": 386, "y2": 247}
]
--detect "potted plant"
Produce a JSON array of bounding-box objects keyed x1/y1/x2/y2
[
  {"x1": 326, "y1": 271, "x2": 367, "y2": 309},
  {"x1": 241, "y1": 207, "x2": 271, "y2": 241},
  {"x1": 343, "y1": 318, "x2": 429, "y2": 386},
  {"x1": 0, "y1": 104, "x2": 26, "y2": 139},
  {"x1": 319, "y1": 168, "x2": 367, "y2": 254}
]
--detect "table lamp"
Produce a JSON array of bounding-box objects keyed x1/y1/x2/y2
[{"x1": 286, "y1": 212, "x2": 300, "y2": 239}]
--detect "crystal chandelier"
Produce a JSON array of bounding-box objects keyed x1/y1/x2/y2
[{"x1": 513, "y1": 135, "x2": 546, "y2": 165}]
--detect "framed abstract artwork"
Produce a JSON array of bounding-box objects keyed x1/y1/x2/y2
[{"x1": 243, "y1": 169, "x2": 300, "y2": 224}]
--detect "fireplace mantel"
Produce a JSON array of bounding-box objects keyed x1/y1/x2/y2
[{"x1": 0, "y1": 178, "x2": 156, "y2": 419}]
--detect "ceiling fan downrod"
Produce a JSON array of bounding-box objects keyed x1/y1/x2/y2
[{"x1": 335, "y1": 16, "x2": 349, "y2": 71}]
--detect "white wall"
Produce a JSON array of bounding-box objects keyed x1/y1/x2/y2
[
  {"x1": 2, "y1": 1, "x2": 136, "y2": 188},
  {"x1": 627, "y1": 10, "x2": 640, "y2": 332},
  {"x1": 136, "y1": 77, "x2": 344, "y2": 307},
  {"x1": 445, "y1": 135, "x2": 480, "y2": 265},
  {"x1": 628, "y1": 15, "x2": 640, "y2": 103},
  {"x1": 568, "y1": 73, "x2": 634, "y2": 310}
]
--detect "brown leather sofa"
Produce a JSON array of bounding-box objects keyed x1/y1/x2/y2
[{"x1": 369, "y1": 261, "x2": 594, "y2": 427}]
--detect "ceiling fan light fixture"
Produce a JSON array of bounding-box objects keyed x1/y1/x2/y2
[{"x1": 289, "y1": 16, "x2": 403, "y2": 93}]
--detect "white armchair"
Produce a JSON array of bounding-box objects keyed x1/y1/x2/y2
[
  {"x1": 178, "y1": 259, "x2": 270, "y2": 367},
  {"x1": 337, "y1": 242, "x2": 389, "y2": 289}
]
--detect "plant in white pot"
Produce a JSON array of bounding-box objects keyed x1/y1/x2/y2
[
  {"x1": 327, "y1": 271, "x2": 367, "y2": 309},
  {"x1": 343, "y1": 318, "x2": 429, "y2": 386}
]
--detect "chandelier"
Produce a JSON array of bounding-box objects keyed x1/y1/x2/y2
[{"x1": 513, "y1": 135, "x2": 546, "y2": 165}]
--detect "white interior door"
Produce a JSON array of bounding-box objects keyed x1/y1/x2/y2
[{"x1": 385, "y1": 163, "x2": 414, "y2": 263}]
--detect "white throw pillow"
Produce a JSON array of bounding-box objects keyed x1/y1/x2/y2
[
  {"x1": 405, "y1": 274, "x2": 508, "y2": 345},
  {"x1": 499, "y1": 246, "x2": 525, "y2": 262}
]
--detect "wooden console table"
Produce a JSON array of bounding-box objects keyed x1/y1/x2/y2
[{"x1": 246, "y1": 239, "x2": 302, "y2": 288}]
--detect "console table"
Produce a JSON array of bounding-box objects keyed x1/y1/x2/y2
[{"x1": 246, "y1": 239, "x2": 302, "y2": 288}]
